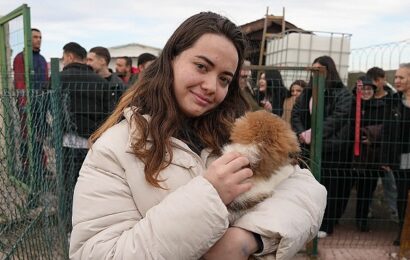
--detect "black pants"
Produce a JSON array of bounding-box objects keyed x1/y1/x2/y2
[
  {"x1": 61, "y1": 147, "x2": 88, "y2": 233},
  {"x1": 320, "y1": 162, "x2": 354, "y2": 234},
  {"x1": 355, "y1": 169, "x2": 382, "y2": 226}
]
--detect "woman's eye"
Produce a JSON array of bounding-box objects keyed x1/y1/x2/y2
[
  {"x1": 219, "y1": 76, "x2": 231, "y2": 86},
  {"x1": 195, "y1": 63, "x2": 207, "y2": 72}
]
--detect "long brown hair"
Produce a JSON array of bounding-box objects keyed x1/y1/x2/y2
[{"x1": 90, "y1": 12, "x2": 248, "y2": 188}]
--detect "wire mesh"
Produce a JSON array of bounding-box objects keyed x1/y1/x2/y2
[
  {"x1": 246, "y1": 65, "x2": 408, "y2": 255},
  {"x1": 350, "y1": 39, "x2": 410, "y2": 72},
  {"x1": 0, "y1": 89, "x2": 66, "y2": 260}
]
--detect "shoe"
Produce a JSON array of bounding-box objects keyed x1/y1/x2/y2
[{"x1": 317, "y1": 231, "x2": 328, "y2": 238}]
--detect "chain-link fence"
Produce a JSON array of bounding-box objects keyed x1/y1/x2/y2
[
  {"x1": 1, "y1": 88, "x2": 67, "y2": 260},
  {"x1": 245, "y1": 62, "x2": 409, "y2": 257},
  {"x1": 1, "y1": 63, "x2": 409, "y2": 260},
  {"x1": 0, "y1": 67, "x2": 125, "y2": 259}
]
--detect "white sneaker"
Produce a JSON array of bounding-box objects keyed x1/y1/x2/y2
[{"x1": 317, "y1": 231, "x2": 328, "y2": 238}]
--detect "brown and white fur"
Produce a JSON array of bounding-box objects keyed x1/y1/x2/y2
[{"x1": 223, "y1": 110, "x2": 301, "y2": 223}]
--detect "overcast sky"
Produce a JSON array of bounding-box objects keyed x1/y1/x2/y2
[{"x1": 1, "y1": 0, "x2": 409, "y2": 61}]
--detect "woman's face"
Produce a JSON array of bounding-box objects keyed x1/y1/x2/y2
[
  {"x1": 258, "y1": 73, "x2": 267, "y2": 92},
  {"x1": 172, "y1": 33, "x2": 238, "y2": 117},
  {"x1": 290, "y1": 84, "x2": 303, "y2": 97},
  {"x1": 395, "y1": 67, "x2": 410, "y2": 94},
  {"x1": 361, "y1": 85, "x2": 374, "y2": 100}
]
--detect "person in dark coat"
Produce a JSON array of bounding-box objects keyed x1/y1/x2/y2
[
  {"x1": 86, "y1": 46, "x2": 125, "y2": 108},
  {"x1": 351, "y1": 75, "x2": 387, "y2": 232},
  {"x1": 366, "y1": 67, "x2": 398, "y2": 221},
  {"x1": 255, "y1": 70, "x2": 287, "y2": 116},
  {"x1": 291, "y1": 55, "x2": 354, "y2": 237},
  {"x1": 381, "y1": 63, "x2": 410, "y2": 246},
  {"x1": 60, "y1": 42, "x2": 114, "y2": 233}
]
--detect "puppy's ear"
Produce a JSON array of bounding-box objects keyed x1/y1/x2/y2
[{"x1": 230, "y1": 110, "x2": 300, "y2": 155}]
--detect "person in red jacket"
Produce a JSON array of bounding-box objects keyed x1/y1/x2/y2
[
  {"x1": 13, "y1": 28, "x2": 48, "y2": 92},
  {"x1": 12, "y1": 28, "x2": 49, "y2": 204}
]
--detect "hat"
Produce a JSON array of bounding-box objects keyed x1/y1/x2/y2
[
  {"x1": 357, "y1": 75, "x2": 377, "y2": 90},
  {"x1": 352, "y1": 75, "x2": 377, "y2": 96}
]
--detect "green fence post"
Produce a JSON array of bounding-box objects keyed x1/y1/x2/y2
[
  {"x1": 0, "y1": 19, "x2": 17, "y2": 185},
  {"x1": 50, "y1": 58, "x2": 69, "y2": 258},
  {"x1": 0, "y1": 4, "x2": 33, "y2": 192},
  {"x1": 50, "y1": 59, "x2": 62, "y2": 190},
  {"x1": 307, "y1": 67, "x2": 326, "y2": 258},
  {"x1": 310, "y1": 68, "x2": 325, "y2": 180},
  {"x1": 20, "y1": 4, "x2": 38, "y2": 200}
]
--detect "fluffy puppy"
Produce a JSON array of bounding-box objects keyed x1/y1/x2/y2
[{"x1": 223, "y1": 110, "x2": 301, "y2": 223}]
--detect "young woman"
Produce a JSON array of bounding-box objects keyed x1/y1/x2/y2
[
  {"x1": 69, "y1": 12, "x2": 326, "y2": 259},
  {"x1": 291, "y1": 56, "x2": 354, "y2": 238},
  {"x1": 282, "y1": 80, "x2": 307, "y2": 124},
  {"x1": 351, "y1": 76, "x2": 383, "y2": 232},
  {"x1": 256, "y1": 70, "x2": 287, "y2": 116}
]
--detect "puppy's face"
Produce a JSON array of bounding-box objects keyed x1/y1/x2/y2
[{"x1": 227, "y1": 110, "x2": 300, "y2": 178}]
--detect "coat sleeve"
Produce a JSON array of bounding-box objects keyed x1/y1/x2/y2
[
  {"x1": 232, "y1": 166, "x2": 327, "y2": 260},
  {"x1": 380, "y1": 93, "x2": 402, "y2": 167},
  {"x1": 322, "y1": 88, "x2": 353, "y2": 139},
  {"x1": 69, "y1": 134, "x2": 229, "y2": 260},
  {"x1": 291, "y1": 90, "x2": 309, "y2": 135},
  {"x1": 13, "y1": 53, "x2": 26, "y2": 90}
]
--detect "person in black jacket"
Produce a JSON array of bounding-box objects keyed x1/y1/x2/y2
[
  {"x1": 351, "y1": 75, "x2": 389, "y2": 232},
  {"x1": 255, "y1": 70, "x2": 287, "y2": 116},
  {"x1": 366, "y1": 67, "x2": 398, "y2": 221},
  {"x1": 291, "y1": 55, "x2": 354, "y2": 238},
  {"x1": 382, "y1": 63, "x2": 410, "y2": 246},
  {"x1": 60, "y1": 42, "x2": 117, "y2": 233}
]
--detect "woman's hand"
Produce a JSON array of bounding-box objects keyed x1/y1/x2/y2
[
  {"x1": 203, "y1": 152, "x2": 253, "y2": 205},
  {"x1": 203, "y1": 227, "x2": 259, "y2": 260},
  {"x1": 262, "y1": 100, "x2": 272, "y2": 112},
  {"x1": 298, "y1": 128, "x2": 311, "y2": 144}
]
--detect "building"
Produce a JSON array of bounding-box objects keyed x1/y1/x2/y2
[
  {"x1": 240, "y1": 15, "x2": 351, "y2": 87},
  {"x1": 107, "y1": 43, "x2": 161, "y2": 69},
  {"x1": 240, "y1": 16, "x2": 304, "y2": 66}
]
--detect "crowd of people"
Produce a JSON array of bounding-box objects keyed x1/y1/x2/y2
[
  {"x1": 12, "y1": 28, "x2": 158, "y2": 233},
  {"x1": 9, "y1": 11, "x2": 410, "y2": 258},
  {"x1": 240, "y1": 54, "x2": 410, "y2": 246}
]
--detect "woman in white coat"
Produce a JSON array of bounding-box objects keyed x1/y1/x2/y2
[{"x1": 69, "y1": 11, "x2": 327, "y2": 260}]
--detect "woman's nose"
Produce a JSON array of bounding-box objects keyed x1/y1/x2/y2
[{"x1": 201, "y1": 76, "x2": 217, "y2": 93}]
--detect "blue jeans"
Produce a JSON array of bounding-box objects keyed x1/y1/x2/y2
[{"x1": 382, "y1": 169, "x2": 398, "y2": 214}]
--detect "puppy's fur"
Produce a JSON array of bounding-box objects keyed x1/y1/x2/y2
[{"x1": 223, "y1": 110, "x2": 300, "y2": 223}]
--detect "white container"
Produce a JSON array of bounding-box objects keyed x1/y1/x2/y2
[{"x1": 266, "y1": 31, "x2": 351, "y2": 88}]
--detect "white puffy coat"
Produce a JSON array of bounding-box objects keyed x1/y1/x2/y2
[{"x1": 69, "y1": 108, "x2": 327, "y2": 260}]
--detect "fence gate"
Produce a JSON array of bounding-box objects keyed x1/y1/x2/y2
[{"x1": 0, "y1": 4, "x2": 67, "y2": 260}]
